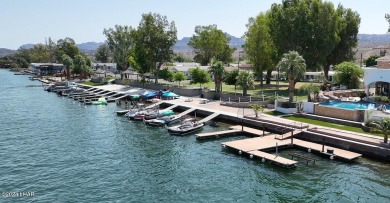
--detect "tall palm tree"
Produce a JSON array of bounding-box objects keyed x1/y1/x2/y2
[
  {"x1": 208, "y1": 61, "x2": 225, "y2": 92},
  {"x1": 236, "y1": 71, "x2": 254, "y2": 96},
  {"x1": 61, "y1": 54, "x2": 73, "y2": 80},
  {"x1": 277, "y1": 51, "x2": 306, "y2": 102},
  {"x1": 370, "y1": 118, "x2": 390, "y2": 143}
]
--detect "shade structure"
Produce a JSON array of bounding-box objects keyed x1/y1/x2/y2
[{"x1": 162, "y1": 92, "x2": 179, "y2": 97}]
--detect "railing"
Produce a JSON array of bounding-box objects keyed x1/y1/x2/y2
[
  {"x1": 273, "y1": 121, "x2": 299, "y2": 140},
  {"x1": 220, "y1": 96, "x2": 271, "y2": 103}
]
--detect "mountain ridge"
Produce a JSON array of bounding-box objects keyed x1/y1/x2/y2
[{"x1": 2, "y1": 34, "x2": 390, "y2": 58}]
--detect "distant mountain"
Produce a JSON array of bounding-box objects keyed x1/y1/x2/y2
[
  {"x1": 357, "y1": 34, "x2": 390, "y2": 48},
  {"x1": 3, "y1": 33, "x2": 389, "y2": 59},
  {"x1": 0, "y1": 48, "x2": 16, "y2": 57},
  {"x1": 19, "y1": 44, "x2": 35, "y2": 49},
  {"x1": 77, "y1": 42, "x2": 104, "y2": 51}
]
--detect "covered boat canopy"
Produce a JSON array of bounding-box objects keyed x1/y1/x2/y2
[
  {"x1": 162, "y1": 92, "x2": 179, "y2": 98},
  {"x1": 143, "y1": 92, "x2": 157, "y2": 99}
]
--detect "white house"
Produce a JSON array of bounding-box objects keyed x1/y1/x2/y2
[
  {"x1": 364, "y1": 55, "x2": 390, "y2": 97},
  {"x1": 91, "y1": 63, "x2": 117, "y2": 73},
  {"x1": 171, "y1": 63, "x2": 209, "y2": 79}
]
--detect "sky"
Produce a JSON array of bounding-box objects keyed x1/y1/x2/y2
[{"x1": 1, "y1": 0, "x2": 389, "y2": 50}]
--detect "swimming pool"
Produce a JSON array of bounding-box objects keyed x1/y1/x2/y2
[{"x1": 320, "y1": 101, "x2": 389, "y2": 110}]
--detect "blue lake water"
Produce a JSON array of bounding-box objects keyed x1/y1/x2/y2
[{"x1": 1, "y1": 69, "x2": 390, "y2": 202}]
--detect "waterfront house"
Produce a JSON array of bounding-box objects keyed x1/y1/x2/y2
[
  {"x1": 91, "y1": 63, "x2": 117, "y2": 73},
  {"x1": 364, "y1": 55, "x2": 390, "y2": 97},
  {"x1": 171, "y1": 63, "x2": 209, "y2": 79},
  {"x1": 28, "y1": 63, "x2": 65, "y2": 76}
]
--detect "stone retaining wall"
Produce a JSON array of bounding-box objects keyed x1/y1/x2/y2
[{"x1": 314, "y1": 105, "x2": 365, "y2": 122}]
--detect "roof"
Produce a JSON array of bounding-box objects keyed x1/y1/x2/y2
[
  {"x1": 92, "y1": 62, "x2": 116, "y2": 66},
  {"x1": 30, "y1": 63, "x2": 64, "y2": 66},
  {"x1": 172, "y1": 65, "x2": 209, "y2": 72}
]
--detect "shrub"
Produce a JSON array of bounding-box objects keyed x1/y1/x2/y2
[
  {"x1": 359, "y1": 92, "x2": 367, "y2": 100},
  {"x1": 268, "y1": 95, "x2": 276, "y2": 104},
  {"x1": 380, "y1": 96, "x2": 389, "y2": 103}
]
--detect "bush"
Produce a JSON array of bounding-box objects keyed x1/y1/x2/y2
[
  {"x1": 380, "y1": 96, "x2": 389, "y2": 103},
  {"x1": 268, "y1": 95, "x2": 276, "y2": 104},
  {"x1": 359, "y1": 92, "x2": 367, "y2": 100}
]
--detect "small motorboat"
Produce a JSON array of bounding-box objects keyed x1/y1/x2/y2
[
  {"x1": 92, "y1": 97, "x2": 107, "y2": 105},
  {"x1": 144, "y1": 115, "x2": 181, "y2": 126},
  {"x1": 167, "y1": 119, "x2": 204, "y2": 135}
]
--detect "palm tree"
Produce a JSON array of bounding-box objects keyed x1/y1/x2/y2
[
  {"x1": 236, "y1": 71, "x2": 254, "y2": 96},
  {"x1": 370, "y1": 118, "x2": 390, "y2": 143},
  {"x1": 251, "y1": 104, "x2": 264, "y2": 117},
  {"x1": 61, "y1": 54, "x2": 73, "y2": 80},
  {"x1": 277, "y1": 51, "x2": 306, "y2": 102},
  {"x1": 300, "y1": 83, "x2": 320, "y2": 102},
  {"x1": 208, "y1": 61, "x2": 225, "y2": 92}
]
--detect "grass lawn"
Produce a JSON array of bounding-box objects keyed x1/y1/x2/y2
[
  {"x1": 281, "y1": 115, "x2": 383, "y2": 138},
  {"x1": 166, "y1": 80, "x2": 317, "y2": 102}
]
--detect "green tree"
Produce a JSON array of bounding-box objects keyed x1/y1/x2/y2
[
  {"x1": 103, "y1": 25, "x2": 134, "y2": 78},
  {"x1": 277, "y1": 51, "x2": 307, "y2": 102},
  {"x1": 158, "y1": 68, "x2": 174, "y2": 81},
  {"x1": 61, "y1": 54, "x2": 73, "y2": 80},
  {"x1": 95, "y1": 44, "x2": 111, "y2": 63},
  {"x1": 172, "y1": 71, "x2": 186, "y2": 87},
  {"x1": 365, "y1": 55, "x2": 379, "y2": 67},
  {"x1": 269, "y1": 0, "x2": 339, "y2": 71},
  {"x1": 55, "y1": 37, "x2": 80, "y2": 61},
  {"x1": 73, "y1": 54, "x2": 92, "y2": 79},
  {"x1": 189, "y1": 67, "x2": 210, "y2": 88},
  {"x1": 324, "y1": 5, "x2": 360, "y2": 78},
  {"x1": 208, "y1": 61, "x2": 225, "y2": 92},
  {"x1": 172, "y1": 53, "x2": 192, "y2": 62},
  {"x1": 244, "y1": 12, "x2": 276, "y2": 86},
  {"x1": 132, "y1": 13, "x2": 177, "y2": 84},
  {"x1": 370, "y1": 118, "x2": 390, "y2": 143},
  {"x1": 300, "y1": 83, "x2": 320, "y2": 102},
  {"x1": 224, "y1": 69, "x2": 239, "y2": 93},
  {"x1": 188, "y1": 25, "x2": 234, "y2": 65},
  {"x1": 386, "y1": 13, "x2": 390, "y2": 33},
  {"x1": 333, "y1": 61, "x2": 363, "y2": 89},
  {"x1": 236, "y1": 71, "x2": 254, "y2": 96}
]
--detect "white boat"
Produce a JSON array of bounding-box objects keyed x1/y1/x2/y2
[
  {"x1": 167, "y1": 119, "x2": 204, "y2": 135},
  {"x1": 144, "y1": 115, "x2": 181, "y2": 126}
]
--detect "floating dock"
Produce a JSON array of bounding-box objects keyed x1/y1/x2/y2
[{"x1": 221, "y1": 135, "x2": 362, "y2": 168}]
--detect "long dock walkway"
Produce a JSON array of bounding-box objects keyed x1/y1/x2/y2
[
  {"x1": 196, "y1": 125, "x2": 268, "y2": 140},
  {"x1": 199, "y1": 112, "x2": 220, "y2": 123},
  {"x1": 177, "y1": 108, "x2": 196, "y2": 117}
]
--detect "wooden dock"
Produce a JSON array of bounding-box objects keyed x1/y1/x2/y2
[
  {"x1": 199, "y1": 112, "x2": 220, "y2": 123},
  {"x1": 293, "y1": 139, "x2": 362, "y2": 161},
  {"x1": 177, "y1": 108, "x2": 196, "y2": 117},
  {"x1": 162, "y1": 104, "x2": 179, "y2": 111},
  {"x1": 229, "y1": 125, "x2": 267, "y2": 137},
  {"x1": 221, "y1": 135, "x2": 362, "y2": 168},
  {"x1": 196, "y1": 129, "x2": 242, "y2": 140}
]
